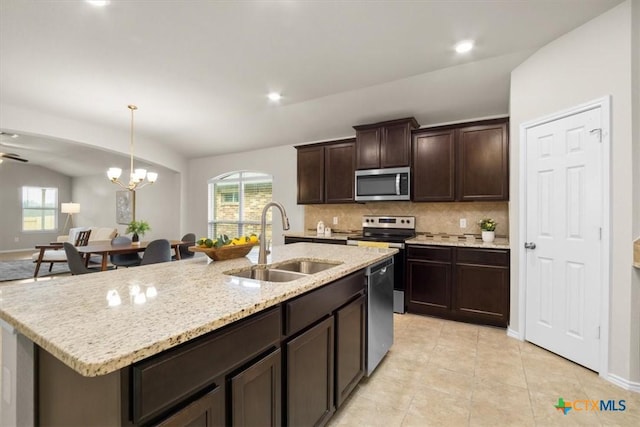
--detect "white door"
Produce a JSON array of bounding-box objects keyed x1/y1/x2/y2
[{"x1": 524, "y1": 107, "x2": 602, "y2": 371}]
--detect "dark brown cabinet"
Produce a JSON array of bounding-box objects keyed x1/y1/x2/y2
[
  {"x1": 296, "y1": 139, "x2": 355, "y2": 204},
  {"x1": 296, "y1": 145, "x2": 324, "y2": 204},
  {"x1": 457, "y1": 122, "x2": 509, "y2": 201},
  {"x1": 230, "y1": 349, "x2": 281, "y2": 427},
  {"x1": 454, "y1": 248, "x2": 510, "y2": 326},
  {"x1": 412, "y1": 129, "x2": 456, "y2": 201},
  {"x1": 407, "y1": 246, "x2": 453, "y2": 317},
  {"x1": 412, "y1": 118, "x2": 509, "y2": 202},
  {"x1": 407, "y1": 245, "x2": 509, "y2": 327},
  {"x1": 155, "y1": 386, "x2": 225, "y2": 427},
  {"x1": 286, "y1": 317, "x2": 335, "y2": 427},
  {"x1": 335, "y1": 295, "x2": 365, "y2": 408},
  {"x1": 354, "y1": 117, "x2": 419, "y2": 170}
]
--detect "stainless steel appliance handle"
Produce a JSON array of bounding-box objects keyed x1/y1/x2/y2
[{"x1": 395, "y1": 174, "x2": 400, "y2": 195}]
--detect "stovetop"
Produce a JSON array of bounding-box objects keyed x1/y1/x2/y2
[{"x1": 348, "y1": 215, "x2": 416, "y2": 243}]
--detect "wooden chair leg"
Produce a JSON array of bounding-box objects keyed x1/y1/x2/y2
[
  {"x1": 49, "y1": 263, "x2": 54, "y2": 272},
  {"x1": 34, "y1": 249, "x2": 46, "y2": 277}
]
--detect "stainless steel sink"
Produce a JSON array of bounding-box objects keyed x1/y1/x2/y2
[
  {"x1": 224, "y1": 259, "x2": 342, "y2": 282},
  {"x1": 231, "y1": 267, "x2": 307, "y2": 282},
  {"x1": 274, "y1": 260, "x2": 341, "y2": 274}
]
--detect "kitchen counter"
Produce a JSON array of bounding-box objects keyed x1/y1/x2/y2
[
  {"x1": 406, "y1": 234, "x2": 510, "y2": 249},
  {"x1": 0, "y1": 243, "x2": 396, "y2": 377},
  {"x1": 283, "y1": 230, "x2": 360, "y2": 241}
]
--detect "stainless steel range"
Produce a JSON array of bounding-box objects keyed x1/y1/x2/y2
[{"x1": 347, "y1": 215, "x2": 416, "y2": 313}]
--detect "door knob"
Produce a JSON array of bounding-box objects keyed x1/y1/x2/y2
[{"x1": 524, "y1": 242, "x2": 536, "y2": 249}]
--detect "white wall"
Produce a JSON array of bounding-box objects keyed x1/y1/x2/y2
[
  {"x1": 187, "y1": 145, "x2": 304, "y2": 246},
  {"x1": 510, "y1": 0, "x2": 638, "y2": 383},
  {"x1": 71, "y1": 171, "x2": 182, "y2": 242}
]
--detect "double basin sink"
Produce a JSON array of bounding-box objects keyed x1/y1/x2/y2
[{"x1": 225, "y1": 259, "x2": 342, "y2": 282}]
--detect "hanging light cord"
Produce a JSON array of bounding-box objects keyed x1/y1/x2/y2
[{"x1": 128, "y1": 104, "x2": 137, "y2": 183}]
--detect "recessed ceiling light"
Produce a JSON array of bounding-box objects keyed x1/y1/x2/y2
[
  {"x1": 267, "y1": 92, "x2": 282, "y2": 102},
  {"x1": 86, "y1": 1, "x2": 110, "y2": 6},
  {"x1": 455, "y1": 40, "x2": 474, "y2": 54}
]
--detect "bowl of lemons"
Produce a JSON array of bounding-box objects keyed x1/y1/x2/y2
[{"x1": 189, "y1": 234, "x2": 259, "y2": 261}]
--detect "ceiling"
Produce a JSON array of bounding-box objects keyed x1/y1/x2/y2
[{"x1": 0, "y1": 0, "x2": 623, "y2": 176}]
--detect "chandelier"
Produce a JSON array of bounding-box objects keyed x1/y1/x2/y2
[{"x1": 107, "y1": 105, "x2": 158, "y2": 190}]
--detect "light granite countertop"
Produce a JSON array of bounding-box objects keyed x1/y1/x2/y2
[
  {"x1": 406, "y1": 234, "x2": 510, "y2": 249},
  {"x1": 0, "y1": 243, "x2": 396, "y2": 377}
]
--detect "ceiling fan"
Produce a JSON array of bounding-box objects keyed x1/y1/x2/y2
[
  {"x1": 0, "y1": 132, "x2": 29, "y2": 163},
  {"x1": 0, "y1": 152, "x2": 28, "y2": 163}
]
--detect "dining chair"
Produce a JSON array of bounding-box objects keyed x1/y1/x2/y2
[
  {"x1": 172, "y1": 233, "x2": 196, "y2": 260},
  {"x1": 63, "y1": 242, "x2": 100, "y2": 275},
  {"x1": 140, "y1": 239, "x2": 171, "y2": 266},
  {"x1": 110, "y1": 236, "x2": 142, "y2": 268}
]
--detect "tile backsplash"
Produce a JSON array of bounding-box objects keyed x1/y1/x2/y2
[{"x1": 304, "y1": 201, "x2": 509, "y2": 237}]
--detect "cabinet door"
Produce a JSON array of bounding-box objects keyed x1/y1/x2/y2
[
  {"x1": 297, "y1": 146, "x2": 325, "y2": 204},
  {"x1": 406, "y1": 246, "x2": 453, "y2": 317},
  {"x1": 412, "y1": 130, "x2": 455, "y2": 201},
  {"x1": 325, "y1": 141, "x2": 356, "y2": 203},
  {"x1": 356, "y1": 128, "x2": 381, "y2": 169},
  {"x1": 457, "y1": 122, "x2": 509, "y2": 201},
  {"x1": 454, "y1": 248, "x2": 510, "y2": 327},
  {"x1": 335, "y1": 295, "x2": 365, "y2": 408},
  {"x1": 381, "y1": 122, "x2": 411, "y2": 168},
  {"x1": 155, "y1": 385, "x2": 225, "y2": 427},
  {"x1": 230, "y1": 348, "x2": 281, "y2": 427},
  {"x1": 286, "y1": 317, "x2": 335, "y2": 427}
]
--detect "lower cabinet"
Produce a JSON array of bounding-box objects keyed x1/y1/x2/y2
[
  {"x1": 335, "y1": 295, "x2": 365, "y2": 408},
  {"x1": 35, "y1": 270, "x2": 368, "y2": 427},
  {"x1": 407, "y1": 245, "x2": 510, "y2": 327},
  {"x1": 286, "y1": 317, "x2": 335, "y2": 427},
  {"x1": 155, "y1": 386, "x2": 225, "y2": 427},
  {"x1": 230, "y1": 349, "x2": 281, "y2": 427}
]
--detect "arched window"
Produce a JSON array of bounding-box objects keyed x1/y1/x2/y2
[{"x1": 208, "y1": 171, "x2": 273, "y2": 241}]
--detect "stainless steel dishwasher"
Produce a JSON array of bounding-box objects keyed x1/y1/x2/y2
[{"x1": 366, "y1": 256, "x2": 394, "y2": 376}]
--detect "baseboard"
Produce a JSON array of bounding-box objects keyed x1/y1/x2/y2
[
  {"x1": 507, "y1": 327, "x2": 523, "y2": 341},
  {"x1": 607, "y1": 373, "x2": 640, "y2": 392}
]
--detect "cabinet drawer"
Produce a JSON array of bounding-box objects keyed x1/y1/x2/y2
[
  {"x1": 284, "y1": 270, "x2": 364, "y2": 337},
  {"x1": 132, "y1": 307, "x2": 281, "y2": 424},
  {"x1": 406, "y1": 245, "x2": 453, "y2": 262},
  {"x1": 456, "y1": 248, "x2": 509, "y2": 267}
]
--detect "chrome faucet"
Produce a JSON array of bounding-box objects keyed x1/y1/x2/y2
[{"x1": 258, "y1": 201, "x2": 290, "y2": 265}]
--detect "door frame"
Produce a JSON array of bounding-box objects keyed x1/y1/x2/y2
[{"x1": 517, "y1": 96, "x2": 611, "y2": 376}]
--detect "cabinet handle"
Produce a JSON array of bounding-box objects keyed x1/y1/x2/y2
[
  {"x1": 524, "y1": 242, "x2": 536, "y2": 249},
  {"x1": 395, "y1": 174, "x2": 400, "y2": 195}
]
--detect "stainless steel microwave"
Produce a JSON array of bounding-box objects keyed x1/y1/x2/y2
[{"x1": 355, "y1": 167, "x2": 410, "y2": 201}]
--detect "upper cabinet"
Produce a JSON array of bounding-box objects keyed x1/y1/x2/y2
[
  {"x1": 296, "y1": 139, "x2": 356, "y2": 204},
  {"x1": 354, "y1": 117, "x2": 419, "y2": 170},
  {"x1": 412, "y1": 118, "x2": 509, "y2": 202},
  {"x1": 457, "y1": 121, "x2": 509, "y2": 201}
]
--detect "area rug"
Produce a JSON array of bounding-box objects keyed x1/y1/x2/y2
[{"x1": 0, "y1": 260, "x2": 70, "y2": 282}]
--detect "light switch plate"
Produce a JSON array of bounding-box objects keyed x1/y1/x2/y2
[
  {"x1": 333, "y1": 217, "x2": 339, "y2": 225},
  {"x1": 460, "y1": 218, "x2": 467, "y2": 228}
]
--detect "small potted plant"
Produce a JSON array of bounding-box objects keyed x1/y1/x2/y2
[
  {"x1": 479, "y1": 218, "x2": 497, "y2": 243},
  {"x1": 126, "y1": 220, "x2": 151, "y2": 245}
]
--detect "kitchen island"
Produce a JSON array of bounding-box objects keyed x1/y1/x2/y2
[{"x1": 0, "y1": 243, "x2": 396, "y2": 426}]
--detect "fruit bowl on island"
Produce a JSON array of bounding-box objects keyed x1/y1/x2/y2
[{"x1": 189, "y1": 235, "x2": 259, "y2": 261}]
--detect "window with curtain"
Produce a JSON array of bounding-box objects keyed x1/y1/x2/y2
[
  {"x1": 208, "y1": 171, "x2": 273, "y2": 241},
  {"x1": 22, "y1": 186, "x2": 58, "y2": 231}
]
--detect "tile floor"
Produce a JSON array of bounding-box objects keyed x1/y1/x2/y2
[{"x1": 328, "y1": 313, "x2": 640, "y2": 426}]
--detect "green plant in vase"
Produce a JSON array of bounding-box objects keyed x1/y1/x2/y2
[
  {"x1": 479, "y1": 218, "x2": 497, "y2": 243},
  {"x1": 126, "y1": 220, "x2": 151, "y2": 244}
]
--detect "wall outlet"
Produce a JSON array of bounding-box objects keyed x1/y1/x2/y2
[
  {"x1": 333, "y1": 216, "x2": 339, "y2": 225},
  {"x1": 459, "y1": 218, "x2": 467, "y2": 228},
  {"x1": 14, "y1": 237, "x2": 19, "y2": 242}
]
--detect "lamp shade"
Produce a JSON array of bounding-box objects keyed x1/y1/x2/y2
[{"x1": 61, "y1": 202, "x2": 80, "y2": 214}]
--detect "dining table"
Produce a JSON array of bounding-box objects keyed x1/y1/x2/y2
[{"x1": 76, "y1": 240, "x2": 186, "y2": 271}]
